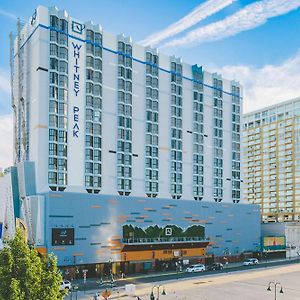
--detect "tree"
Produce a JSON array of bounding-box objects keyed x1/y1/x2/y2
[{"x1": 0, "y1": 229, "x2": 65, "y2": 300}]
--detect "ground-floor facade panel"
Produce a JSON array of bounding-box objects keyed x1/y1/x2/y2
[{"x1": 26, "y1": 192, "x2": 261, "y2": 269}]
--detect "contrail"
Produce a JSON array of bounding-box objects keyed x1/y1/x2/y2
[
  {"x1": 163, "y1": 0, "x2": 300, "y2": 48},
  {"x1": 139, "y1": 0, "x2": 235, "y2": 47},
  {"x1": 0, "y1": 9, "x2": 19, "y2": 21}
]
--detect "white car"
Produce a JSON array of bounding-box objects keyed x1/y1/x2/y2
[
  {"x1": 186, "y1": 264, "x2": 206, "y2": 273},
  {"x1": 60, "y1": 280, "x2": 71, "y2": 291},
  {"x1": 243, "y1": 258, "x2": 258, "y2": 266}
]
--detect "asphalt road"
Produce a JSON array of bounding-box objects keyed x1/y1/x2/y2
[
  {"x1": 71, "y1": 258, "x2": 300, "y2": 292},
  {"x1": 67, "y1": 261, "x2": 300, "y2": 300}
]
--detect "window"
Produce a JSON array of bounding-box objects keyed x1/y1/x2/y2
[
  {"x1": 49, "y1": 143, "x2": 57, "y2": 155},
  {"x1": 59, "y1": 33, "x2": 68, "y2": 45},
  {"x1": 59, "y1": 19, "x2": 68, "y2": 33},
  {"x1": 86, "y1": 44, "x2": 94, "y2": 55},
  {"x1": 58, "y1": 144, "x2": 67, "y2": 157},
  {"x1": 50, "y1": 72, "x2": 58, "y2": 85},
  {"x1": 58, "y1": 173, "x2": 67, "y2": 185},
  {"x1": 86, "y1": 149, "x2": 93, "y2": 160},
  {"x1": 85, "y1": 175, "x2": 93, "y2": 187},
  {"x1": 59, "y1": 47, "x2": 68, "y2": 60},
  {"x1": 49, "y1": 129, "x2": 58, "y2": 141},
  {"x1": 86, "y1": 56, "x2": 94, "y2": 68},
  {"x1": 59, "y1": 61, "x2": 68, "y2": 73},
  {"x1": 94, "y1": 85, "x2": 102, "y2": 96},
  {"x1": 94, "y1": 137, "x2": 101, "y2": 148},
  {"x1": 49, "y1": 115, "x2": 58, "y2": 127},
  {"x1": 94, "y1": 59, "x2": 102, "y2": 70},
  {"x1": 59, "y1": 88, "x2": 68, "y2": 101},
  {"x1": 50, "y1": 44, "x2": 58, "y2": 56},
  {"x1": 50, "y1": 15, "x2": 59, "y2": 28},
  {"x1": 58, "y1": 159, "x2": 67, "y2": 171},
  {"x1": 49, "y1": 100, "x2": 58, "y2": 113},
  {"x1": 93, "y1": 176, "x2": 101, "y2": 188},
  {"x1": 50, "y1": 31, "x2": 58, "y2": 43},
  {"x1": 86, "y1": 96, "x2": 93, "y2": 107},
  {"x1": 85, "y1": 162, "x2": 93, "y2": 173},
  {"x1": 58, "y1": 103, "x2": 67, "y2": 115},
  {"x1": 50, "y1": 58, "x2": 58, "y2": 70},
  {"x1": 94, "y1": 150, "x2": 101, "y2": 161},
  {"x1": 92, "y1": 98, "x2": 101, "y2": 109},
  {"x1": 58, "y1": 131, "x2": 67, "y2": 143},
  {"x1": 48, "y1": 171, "x2": 57, "y2": 184},
  {"x1": 49, "y1": 157, "x2": 57, "y2": 170},
  {"x1": 59, "y1": 75, "x2": 68, "y2": 88},
  {"x1": 86, "y1": 82, "x2": 94, "y2": 94},
  {"x1": 94, "y1": 71, "x2": 102, "y2": 83}
]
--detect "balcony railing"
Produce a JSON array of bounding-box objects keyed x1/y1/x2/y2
[{"x1": 121, "y1": 236, "x2": 209, "y2": 244}]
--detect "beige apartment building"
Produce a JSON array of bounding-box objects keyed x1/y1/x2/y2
[{"x1": 243, "y1": 98, "x2": 300, "y2": 222}]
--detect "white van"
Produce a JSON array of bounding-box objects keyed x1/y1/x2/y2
[
  {"x1": 60, "y1": 280, "x2": 71, "y2": 291},
  {"x1": 185, "y1": 264, "x2": 206, "y2": 273}
]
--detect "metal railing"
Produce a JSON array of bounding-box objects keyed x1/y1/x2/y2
[{"x1": 121, "y1": 236, "x2": 208, "y2": 244}]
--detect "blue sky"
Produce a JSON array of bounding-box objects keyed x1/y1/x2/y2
[
  {"x1": 1, "y1": 0, "x2": 300, "y2": 167},
  {"x1": 1, "y1": 1, "x2": 300, "y2": 70}
]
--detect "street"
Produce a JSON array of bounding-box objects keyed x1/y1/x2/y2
[{"x1": 66, "y1": 261, "x2": 300, "y2": 299}]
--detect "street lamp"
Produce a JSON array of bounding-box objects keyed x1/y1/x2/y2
[
  {"x1": 267, "y1": 281, "x2": 283, "y2": 300},
  {"x1": 150, "y1": 285, "x2": 166, "y2": 300},
  {"x1": 108, "y1": 259, "x2": 114, "y2": 278},
  {"x1": 286, "y1": 242, "x2": 296, "y2": 260},
  {"x1": 107, "y1": 258, "x2": 115, "y2": 289},
  {"x1": 175, "y1": 260, "x2": 181, "y2": 280}
]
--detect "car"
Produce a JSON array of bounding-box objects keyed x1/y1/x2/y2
[
  {"x1": 185, "y1": 264, "x2": 206, "y2": 273},
  {"x1": 207, "y1": 263, "x2": 224, "y2": 271},
  {"x1": 60, "y1": 280, "x2": 71, "y2": 291},
  {"x1": 243, "y1": 258, "x2": 258, "y2": 266}
]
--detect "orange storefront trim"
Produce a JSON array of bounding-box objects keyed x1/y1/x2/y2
[{"x1": 121, "y1": 248, "x2": 206, "y2": 262}]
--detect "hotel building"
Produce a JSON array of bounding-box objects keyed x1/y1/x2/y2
[
  {"x1": 243, "y1": 98, "x2": 300, "y2": 223},
  {"x1": 2, "y1": 6, "x2": 260, "y2": 271}
]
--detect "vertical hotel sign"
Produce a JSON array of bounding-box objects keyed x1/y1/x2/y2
[
  {"x1": 72, "y1": 41, "x2": 81, "y2": 137},
  {"x1": 68, "y1": 20, "x2": 85, "y2": 187}
]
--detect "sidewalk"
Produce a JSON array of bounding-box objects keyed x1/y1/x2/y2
[
  {"x1": 67, "y1": 261, "x2": 300, "y2": 300},
  {"x1": 68, "y1": 257, "x2": 300, "y2": 297},
  {"x1": 72, "y1": 257, "x2": 291, "y2": 286}
]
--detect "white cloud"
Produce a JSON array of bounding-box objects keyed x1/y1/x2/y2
[
  {"x1": 163, "y1": 0, "x2": 300, "y2": 48},
  {"x1": 139, "y1": 0, "x2": 235, "y2": 47},
  {"x1": 0, "y1": 114, "x2": 13, "y2": 169},
  {"x1": 212, "y1": 50, "x2": 300, "y2": 113}
]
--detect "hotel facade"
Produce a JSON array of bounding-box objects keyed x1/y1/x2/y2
[
  {"x1": 243, "y1": 98, "x2": 300, "y2": 223},
  {"x1": 1, "y1": 6, "x2": 260, "y2": 272}
]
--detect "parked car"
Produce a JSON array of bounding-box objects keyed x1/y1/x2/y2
[
  {"x1": 186, "y1": 264, "x2": 206, "y2": 273},
  {"x1": 60, "y1": 280, "x2": 71, "y2": 291},
  {"x1": 243, "y1": 258, "x2": 258, "y2": 266},
  {"x1": 207, "y1": 263, "x2": 224, "y2": 271}
]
